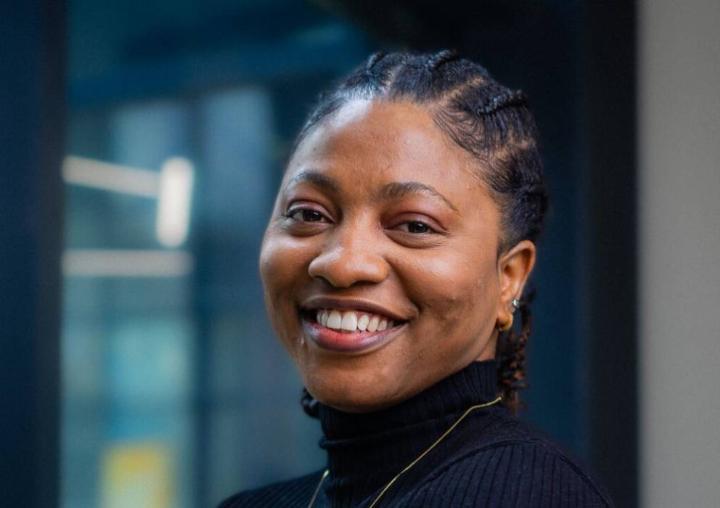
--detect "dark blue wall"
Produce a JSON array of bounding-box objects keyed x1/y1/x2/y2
[{"x1": 0, "y1": 0, "x2": 65, "y2": 505}]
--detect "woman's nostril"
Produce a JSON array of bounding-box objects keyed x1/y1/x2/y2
[{"x1": 308, "y1": 250, "x2": 389, "y2": 288}]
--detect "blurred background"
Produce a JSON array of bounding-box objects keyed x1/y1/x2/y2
[{"x1": 1, "y1": 1, "x2": 718, "y2": 507}]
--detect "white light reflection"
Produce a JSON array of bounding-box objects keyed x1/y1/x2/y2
[
  {"x1": 155, "y1": 157, "x2": 195, "y2": 247},
  {"x1": 63, "y1": 156, "x2": 159, "y2": 197},
  {"x1": 63, "y1": 250, "x2": 193, "y2": 278}
]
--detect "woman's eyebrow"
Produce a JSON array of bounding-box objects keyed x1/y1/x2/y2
[
  {"x1": 285, "y1": 173, "x2": 458, "y2": 212},
  {"x1": 376, "y1": 181, "x2": 459, "y2": 212},
  {"x1": 286, "y1": 170, "x2": 340, "y2": 193}
]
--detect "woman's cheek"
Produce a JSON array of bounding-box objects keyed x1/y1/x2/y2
[
  {"x1": 259, "y1": 235, "x2": 303, "y2": 326},
  {"x1": 400, "y1": 250, "x2": 484, "y2": 303},
  {"x1": 260, "y1": 232, "x2": 311, "y2": 287},
  {"x1": 399, "y1": 248, "x2": 497, "y2": 340}
]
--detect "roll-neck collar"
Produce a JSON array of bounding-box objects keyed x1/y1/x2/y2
[
  {"x1": 318, "y1": 360, "x2": 500, "y2": 440},
  {"x1": 316, "y1": 361, "x2": 503, "y2": 505}
]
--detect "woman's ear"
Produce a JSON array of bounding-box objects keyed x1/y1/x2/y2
[{"x1": 496, "y1": 240, "x2": 536, "y2": 329}]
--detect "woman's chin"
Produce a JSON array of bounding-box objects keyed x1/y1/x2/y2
[
  {"x1": 314, "y1": 394, "x2": 395, "y2": 414},
  {"x1": 306, "y1": 380, "x2": 404, "y2": 414}
]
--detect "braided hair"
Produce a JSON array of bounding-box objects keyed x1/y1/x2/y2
[{"x1": 297, "y1": 50, "x2": 549, "y2": 416}]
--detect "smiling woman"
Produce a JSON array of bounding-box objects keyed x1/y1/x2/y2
[
  {"x1": 220, "y1": 51, "x2": 613, "y2": 507},
  {"x1": 264, "y1": 99, "x2": 512, "y2": 414}
]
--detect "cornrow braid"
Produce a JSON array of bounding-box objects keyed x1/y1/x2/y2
[
  {"x1": 301, "y1": 387, "x2": 319, "y2": 418},
  {"x1": 475, "y1": 88, "x2": 528, "y2": 115},
  {"x1": 365, "y1": 50, "x2": 387, "y2": 72},
  {"x1": 294, "y1": 50, "x2": 548, "y2": 415},
  {"x1": 497, "y1": 288, "x2": 535, "y2": 414},
  {"x1": 425, "y1": 49, "x2": 459, "y2": 71}
]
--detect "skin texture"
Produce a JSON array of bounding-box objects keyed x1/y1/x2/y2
[{"x1": 259, "y1": 99, "x2": 536, "y2": 413}]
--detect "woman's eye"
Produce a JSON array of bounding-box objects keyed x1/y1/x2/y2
[
  {"x1": 399, "y1": 221, "x2": 434, "y2": 234},
  {"x1": 286, "y1": 208, "x2": 327, "y2": 222}
]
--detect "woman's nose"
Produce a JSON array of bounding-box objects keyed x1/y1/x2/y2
[{"x1": 307, "y1": 225, "x2": 389, "y2": 288}]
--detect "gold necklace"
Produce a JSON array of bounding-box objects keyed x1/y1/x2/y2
[{"x1": 307, "y1": 395, "x2": 502, "y2": 508}]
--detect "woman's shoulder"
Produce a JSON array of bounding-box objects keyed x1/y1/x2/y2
[
  {"x1": 410, "y1": 414, "x2": 615, "y2": 507},
  {"x1": 217, "y1": 469, "x2": 325, "y2": 508}
]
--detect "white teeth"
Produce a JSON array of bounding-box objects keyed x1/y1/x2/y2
[
  {"x1": 367, "y1": 315, "x2": 380, "y2": 332},
  {"x1": 313, "y1": 308, "x2": 399, "y2": 333},
  {"x1": 327, "y1": 310, "x2": 342, "y2": 330},
  {"x1": 341, "y1": 312, "x2": 358, "y2": 331},
  {"x1": 357, "y1": 314, "x2": 369, "y2": 331}
]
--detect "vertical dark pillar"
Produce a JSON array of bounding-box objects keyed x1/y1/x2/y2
[
  {"x1": 0, "y1": 0, "x2": 65, "y2": 506},
  {"x1": 581, "y1": 3, "x2": 638, "y2": 506}
]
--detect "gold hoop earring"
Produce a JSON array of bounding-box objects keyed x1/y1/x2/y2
[{"x1": 498, "y1": 315, "x2": 513, "y2": 332}]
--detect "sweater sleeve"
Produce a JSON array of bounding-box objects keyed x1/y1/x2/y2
[{"x1": 404, "y1": 441, "x2": 614, "y2": 507}]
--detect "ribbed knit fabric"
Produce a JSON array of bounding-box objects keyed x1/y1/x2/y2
[{"x1": 219, "y1": 361, "x2": 614, "y2": 507}]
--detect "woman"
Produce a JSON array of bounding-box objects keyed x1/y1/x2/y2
[{"x1": 221, "y1": 50, "x2": 613, "y2": 507}]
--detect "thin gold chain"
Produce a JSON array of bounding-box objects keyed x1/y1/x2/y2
[
  {"x1": 307, "y1": 395, "x2": 502, "y2": 508},
  {"x1": 306, "y1": 469, "x2": 329, "y2": 508}
]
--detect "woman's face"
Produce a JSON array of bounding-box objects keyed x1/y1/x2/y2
[{"x1": 260, "y1": 99, "x2": 533, "y2": 412}]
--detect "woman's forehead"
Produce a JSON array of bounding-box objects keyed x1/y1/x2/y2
[
  {"x1": 287, "y1": 99, "x2": 482, "y2": 185},
  {"x1": 320, "y1": 98, "x2": 437, "y2": 139}
]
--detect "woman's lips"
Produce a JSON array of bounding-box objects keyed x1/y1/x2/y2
[{"x1": 301, "y1": 313, "x2": 406, "y2": 353}]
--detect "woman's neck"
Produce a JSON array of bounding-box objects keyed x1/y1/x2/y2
[{"x1": 316, "y1": 360, "x2": 504, "y2": 505}]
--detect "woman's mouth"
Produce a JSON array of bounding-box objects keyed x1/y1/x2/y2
[{"x1": 300, "y1": 308, "x2": 407, "y2": 353}]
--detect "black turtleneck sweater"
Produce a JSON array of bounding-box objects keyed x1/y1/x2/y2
[{"x1": 219, "y1": 361, "x2": 613, "y2": 507}]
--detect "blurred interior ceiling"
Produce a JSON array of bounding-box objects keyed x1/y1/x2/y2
[
  {"x1": 312, "y1": 0, "x2": 558, "y2": 49},
  {"x1": 68, "y1": 0, "x2": 571, "y2": 105}
]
